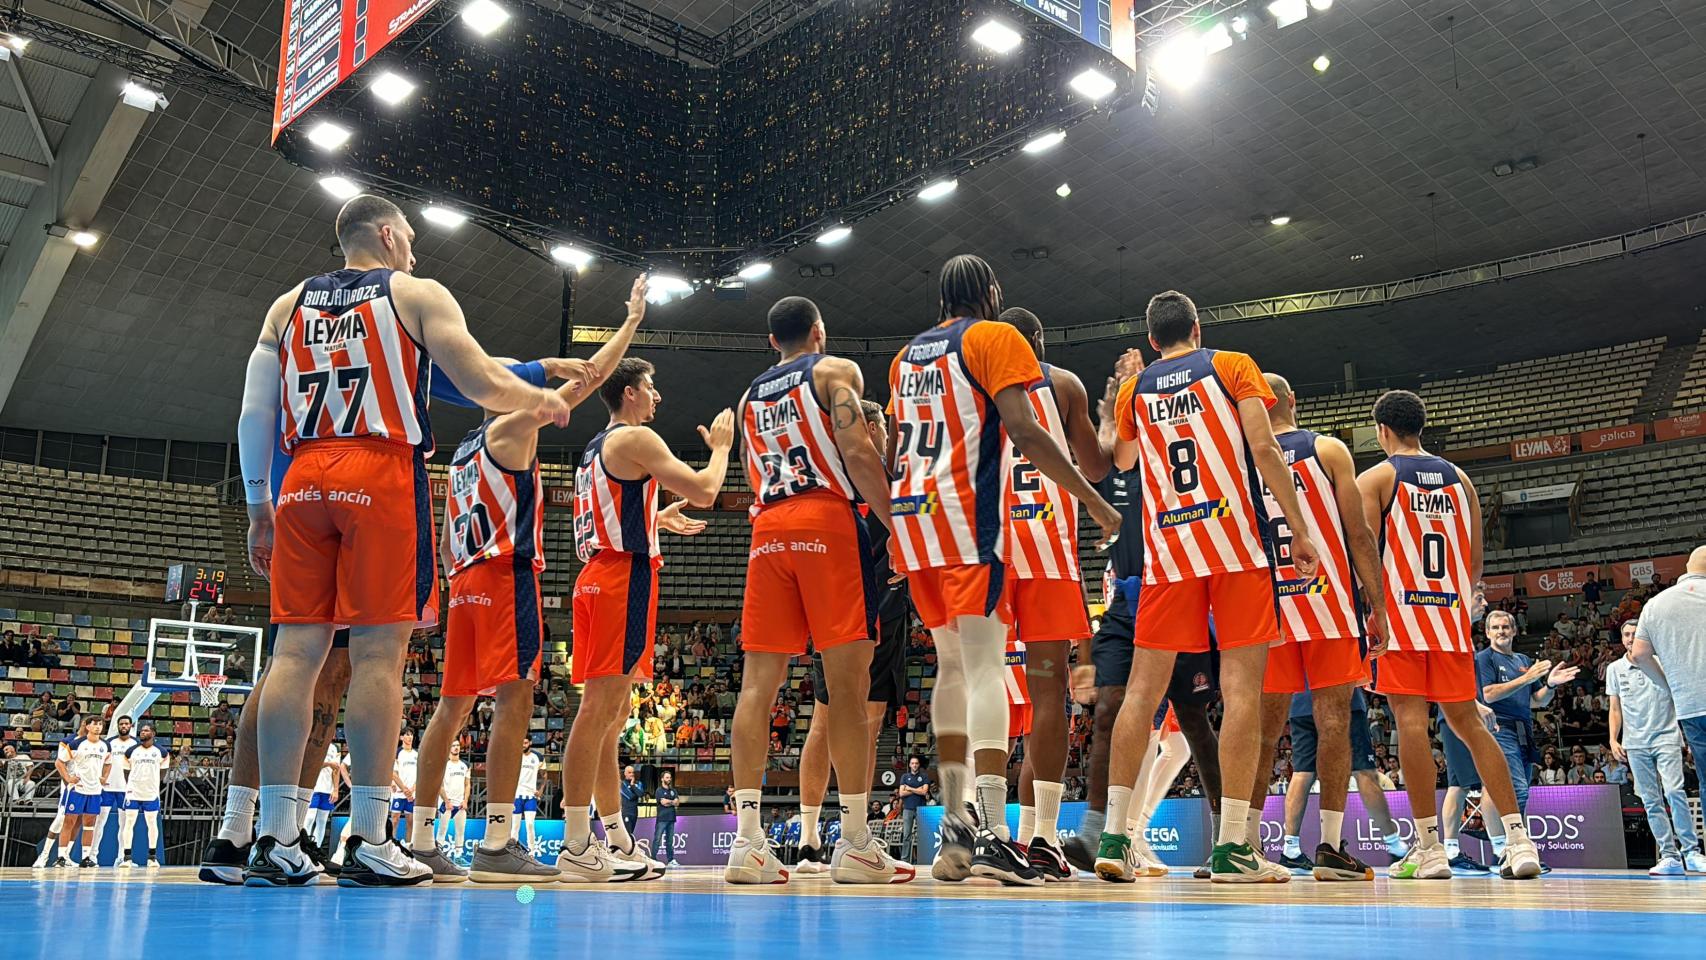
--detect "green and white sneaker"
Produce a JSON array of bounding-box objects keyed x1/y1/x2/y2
[
  {"x1": 1208, "y1": 842, "x2": 1290, "y2": 884},
  {"x1": 1388, "y1": 844, "x2": 1451, "y2": 880},
  {"x1": 1093, "y1": 832, "x2": 1137, "y2": 883}
]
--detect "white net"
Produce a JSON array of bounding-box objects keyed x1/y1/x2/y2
[{"x1": 195, "y1": 673, "x2": 227, "y2": 707}]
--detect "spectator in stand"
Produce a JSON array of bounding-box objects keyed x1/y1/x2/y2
[
  {"x1": 0, "y1": 629, "x2": 23, "y2": 665},
  {"x1": 1554, "y1": 612, "x2": 1577, "y2": 641},
  {"x1": 51, "y1": 696, "x2": 79, "y2": 734},
  {"x1": 1630, "y1": 547, "x2": 1706, "y2": 790},
  {"x1": 1582, "y1": 574, "x2": 1603, "y2": 612},
  {"x1": 653, "y1": 771, "x2": 680, "y2": 867},
  {"x1": 723, "y1": 785, "x2": 736, "y2": 814},
  {"x1": 620, "y1": 765, "x2": 643, "y2": 837},
  {"x1": 897, "y1": 755, "x2": 930, "y2": 862},
  {"x1": 1566, "y1": 746, "x2": 1596, "y2": 785},
  {"x1": 770, "y1": 699, "x2": 795, "y2": 748},
  {"x1": 642, "y1": 708, "x2": 666, "y2": 756},
  {"x1": 1599, "y1": 751, "x2": 1629, "y2": 785},
  {"x1": 894, "y1": 703, "x2": 909, "y2": 732},
  {"x1": 226, "y1": 650, "x2": 250, "y2": 684}
]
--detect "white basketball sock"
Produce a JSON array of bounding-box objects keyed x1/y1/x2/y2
[{"x1": 218, "y1": 785, "x2": 258, "y2": 844}]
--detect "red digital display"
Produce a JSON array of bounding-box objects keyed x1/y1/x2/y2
[{"x1": 272, "y1": 0, "x2": 440, "y2": 141}]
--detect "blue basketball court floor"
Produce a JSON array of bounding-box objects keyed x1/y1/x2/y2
[{"x1": 6, "y1": 866, "x2": 1703, "y2": 958}]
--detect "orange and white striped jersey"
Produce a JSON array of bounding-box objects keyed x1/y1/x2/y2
[
  {"x1": 888, "y1": 318, "x2": 1042, "y2": 572},
  {"x1": 445, "y1": 420, "x2": 545, "y2": 578},
  {"x1": 740, "y1": 354, "x2": 858, "y2": 511},
  {"x1": 1115, "y1": 348, "x2": 1274, "y2": 584},
  {"x1": 1004, "y1": 637, "x2": 1029, "y2": 707},
  {"x1": 572, "y1": 424, "x2": 661, "y2": 564},
  {"x1": 1002, "y1": 365, "x2": 1080, "y2": 581},
  {"x1": 279, "y1": 268, "x2": 432, "y2": 455},
  {"x1": 1262, "y1": 430, "x2": 1362, "y2": 642},
  {"x1": 1378, "y1": 454, "x2": 1474, "y2": 654}
]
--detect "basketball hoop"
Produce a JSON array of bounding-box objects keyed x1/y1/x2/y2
[{"x1": 195, "y1": 673, "x2": 228, "y2": 707}]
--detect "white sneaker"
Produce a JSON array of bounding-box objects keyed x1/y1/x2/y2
[
  {"x1": 339, "y1": 837, "x2": 433, "y2": 887},
  {"x1": 1208, "y1": 842, "x2": 1291, "y2": 884},
  {"x1": 1649, "y1": 856, "x2": 1686, "y2": 877},
  {"x1": 829, "y1": 836, "x2": 917, "y2": 885},
  {"x1": 558, "y1": 839, "x2": 648, "y2": 883},
  {"x1": 1131, "y1": 834, "x2": 1170, "y2": 878},
  {"x1": 119, "y1": 856, "x2": 134, "y2": 869},
  {"x1": 32, "y1": 846, "x2": 54, "y2": 869},
  {"x1": 1498, "y1": 835, "x2": 1542, "y2": 880},
  {"x1": 1389, "y1": 844, "x2": 1452, "y2": 880},
  {"x1": 1685, "y1": 851, "x2": 1706, "y2": 874},
  {"x1": 613, "y1": 837, "x2": 667, "y2": 880},
  {"x1": 795, "y1": 842, "x2": 830, "y2": 875},
  {"x1": 724, "y1": 835, "x2": 789, "y2": 885}
]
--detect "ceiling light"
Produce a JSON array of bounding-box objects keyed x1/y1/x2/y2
[
  {"x1": 120, "y1": 81, "x2": 167, "y2": 112},
  {"x1": 1202, "y1": 22, "x2": 1234, "y2": 55},
  {"x1": 917, "y1": 178, "x2": 958, "y2": 202},
  {"x1": 369, "y1": 71, "x2": 416, "y2": 106},
  {"x1": 1153, "y1": 34, "x2": 1208, "y2": 88},
  {"x1": 737, "y1": 261, "x2": 773, "y2": 280},
  {"x1": 3, "y1": 34, "x2": 27, "y2": 53},
  {"x1": 70, "y1": 231, "x2": 99, "y2": 248},
  {"x1": 318, "y1": 176, "x2": 361, "y2": 200},
  {"x1": 1056, "y1": 183, "x2": 1072, "y2": 198},
  {"x1": 1023, "y1": 130, "x2": 1066, "y2": 154},
  {"x1": 1269, "y1": 213, "x2": 1292, "y2": 226},
  {"x1": 1350, "y1": 254, "x2": 1364, "y2": 261},
  {"x1": 971, "y1": 19, "x2": 1023, "y2": 54},
  {"x1": 421, "y1": 205, "x2": 468, "y2": 229},
  {"x1": 645, "y1": 275, "x2": 694, "y2": 305},
  {"x1": 1230, "y1": 15, "x2": 1250, "y2": 36},
  {"x1": 1313, "y1": 54, "x2": 1331, "y2": 73},
  {"x1": 461, "y1": 0, "x2": 510, "y2": 36},
  {"x1": 306, "y1": 121, "x2": 351, "y2": 150},
  {"x1": 817, "y1": 225, "x2": 852, "y2": 245},
  {"x1": 1309, "y1": 0, "x2": 1334, "y2": 10},
  {"x1": 1069, "y1": 68, "x2": 1118, "y2": 100},
  {"x1": 1514, "y1": 156, "x2": 1539, "y2": 172},
  {"x1": 1267, "y1": 0, "x2": 1308, "y2": 29},
  {"x1": 550, "y1": 245, "x2": 594, "y2": 269}
]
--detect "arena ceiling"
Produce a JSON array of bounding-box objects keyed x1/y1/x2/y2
[{"x1": 3, "y1": 0, "x2": 1706, "y2": 450}]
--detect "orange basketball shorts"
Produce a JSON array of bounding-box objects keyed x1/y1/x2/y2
[
  {"x1": 1009, "y1": 701, "x2": 1034, "y2": 739},
  {"x1": 740, "y1": 493, "x2": 875, "y2": 656},
  {"x1": 1372, "y1": 649, "x2": 1477, "y2": 703},
  {"x1": 1008, "y1": 575, "x2": 1091, "y2": 643},
  {"x1": 908, "y1": 563, "x2": 1009, "y2": 631},
  {"x1": 1134, "y1": 567, "x2": 1278, "y2": 653},
  {"x1": 571, "y1": 550, "x2": 658, "y2": 684},
  {"x1": 444, "y1": 557, "x2": 543, "y2": 698},
  {"x1": 272, "y1": 438, "x2": 439, "y2": 627},
  {"x1": 1263, "y1": 636, "x2": 1370, "y2": 694}
]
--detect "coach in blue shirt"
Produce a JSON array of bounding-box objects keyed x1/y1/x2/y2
[
  {"x1": 1476, "y1": 610, "x2": 1577, "y2": 837},
  {"x1": 896, "y1": 756, "x2": 930, "y2": 863},
  {"x1": 620, "y1": 765, "x2": 644, "y2": 836},
  {"x1": 653, "y1": 771, "x2": 680, "y2": 867}
]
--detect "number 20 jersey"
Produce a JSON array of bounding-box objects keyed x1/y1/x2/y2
[
  {"x1": 444, "y1": 419, "x2": 544, "y2": 579},
  {"x1": 279, "y1": 267, "x2": 432, "y2": 455},
  {"x1": 1122, "y1": 348, "x2": 1271, "y2": 584},
  {"x1": 739, "y1": 354, "x2": 858, "y2": 512},
  {"x1": 1378, "y1": 453, "x2": 1473, "y2": 654}
]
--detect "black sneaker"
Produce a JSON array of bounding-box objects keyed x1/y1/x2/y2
[
  {"x1": 795, "y1": 842, "x2": 829, "y2": 875},
  {"x1": 79, "y1": 857, "x2": 97, "y2": 869},
  {"x1": 298, "y1": 830, "x2": 330, "y2": 878},
  {"x1": 931, "y1": 812, "x2": 977, "y2": 882},
  {"x1": 1026, "y1": 836, "x2": 1074, "y2": 881},
  {"x1": 970, "y1": 829, "x2": 1043, "y2": 886},
  {"x1": 199, "y1": 838, "x2": 251, "y2": 885},
  {"x1": 51, "y1": 856, "x2": 70, "y2": 868},
  {"x1": 1448, "y1": 851, "x2": 1491, "y2": 876},
  {"x1": 338, "y1": 836, "x2": 433, "y2": 887},
  {"x1": 1061, "y1": 834, "x2": 1099, "y2": 875},
  {"x1": 1311, "y1": 842, "x2": 1374, "y2": 881},
  {"x1": 243, "y1": 835, "x2": 318, "y2": 887},
  {"x1": 1193, "y1": 858, "x2": 1211, "y2": 880},
  {"x1": 1278, "y1": 849, "x2": 1315, "y2": 875}
]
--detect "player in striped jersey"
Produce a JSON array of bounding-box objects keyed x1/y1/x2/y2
[
  {"x1": 1097, "y1": 291, "x2": 1319, "y2": 884},
  {"x1": 888, "y1": 255, "x2": 1119, "y2": 886},
  {"x1": 1357, "y1": 390, "x2": 1541, "y2": 880},
  {"x1": 997, "y1": 307, "x2": 1111, "y2": 880},
  {"x1": 564, "y1": 357, "x2": 731, "y2": 881},
  {"x1": 237, "y1": 195, "x2": 574, "y2": 887},
  {"x1": 726, "y1": 298, "x2": 913, "y2": 886},
  {"x1": 1244, "y1": 374, "x2": 1388, "y2": 881},
  {"x1": 120, "y1": 724, "x2": 168, "y2": 868}
]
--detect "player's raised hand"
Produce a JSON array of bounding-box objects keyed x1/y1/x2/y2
[
  {"x1": 626, "y1": 275, "x2": 649, "y2": 325},
  {"x1": 246, "y1": 502, "x2": 275, "y2": 580},
  {"x1": 659, "y1": 500, "x2": 707, "y2": 536},
  {"x1": 534, "y1": 386, "x2": 573, "y2": 427},
  {"x1": 1113, "y1": 347, "x2": 1145, "y2": 384},
  {"x1": 542, "y1": 356, "x2": 601, "y2": 391},
  {"x1": 700, "y1": 408, "x2": 735, "y2": 452}
]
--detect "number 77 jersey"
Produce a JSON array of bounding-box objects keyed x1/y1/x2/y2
[{"x1": 1115, "y1": 347, "x2": 1275, "y2": 584}]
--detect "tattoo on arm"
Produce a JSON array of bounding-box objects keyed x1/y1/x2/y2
[{"x1": 830, "y1": 386, "x2": 862, "y2": 430}]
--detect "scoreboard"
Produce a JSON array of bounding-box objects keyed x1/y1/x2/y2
[
  {"x1": 165, "y1": 564, "x2": 227, "y2": 605},
  {"x1": 272, "y1": 0, "x2": 440, "y2": 141},
  {"x1": 1006, "y1": 0, "x2": 1139, "y2": 71}
]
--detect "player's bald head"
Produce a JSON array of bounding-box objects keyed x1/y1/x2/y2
[
  {"x1": 1689, "y1": 545, "x2": 1706, "y2": 574},
  {"x1": 1265, "y1": 373, "x2": 1292, "y2": 404},
  {"x1": 1265, "y1": 372, "x2": 1296, "y2": 424}
]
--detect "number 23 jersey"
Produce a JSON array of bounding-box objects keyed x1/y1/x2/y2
[
  {"x1": 739, "y1": 354, "x2": 859, "y2": 511},
  {"x1": 1114, "y1": 348, "x2": 1274, "y2": 584}
]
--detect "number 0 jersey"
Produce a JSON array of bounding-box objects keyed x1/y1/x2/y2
[
  {"x1": 573, "y1": 424, "x2": 661, "y2": 563},
  {"x1": 887, "y1": 318, "x2": 1043, "y2": 573},
  {"x1": 1115, "y1": 348, "x2": 1274, "y2": 584},
  {"x1": 1379, "y1": 453, "x2": 1475, "y2": 654},
  {"x1": 1001, "y1": 365, "x2": 1080, "y2": 582},
  {"x1": 740, "y1": 354, "x2": 858, "y2": 511},
  {"x1": 1261, "y1": 430, "x2": 1362, "y2": 642},
  {"x1": 279, "y1": 267, "x2": 432, "y2": 455},
  {"x1": 445, "y1": 419, "x2": 545, "y2": 578}
]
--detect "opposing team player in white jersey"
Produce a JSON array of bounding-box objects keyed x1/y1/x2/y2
[
  {"x1": 237, "y1": 194, "x2": 572, "y2": 886},
  {"x1": 1244, "y1": 374, "x2": 1388, "y2": 881},
  {"x1": 996, "y1": 307, "x2": 1111, "y2": 880},
  {"x1": 437, "y1": 742, "x2": 471, "y2": 858},
  {"x1": 724, "y1": 296, "x2": 912, "y2": 885},
  {"x1": 1357, "y1": 390, "x2": 1540, "y2": 880},
  {"x1": 96, "y1": 715, "x2": 137, "y2": 865},
  {"x1": 304, "y1": 740, "x2": 348, "y2": 848},
  {"x1": 51, "y1": 717, "x2": 108, "y2": 868},
  {"x1": 120, "y1": 724, "x2": 169, "y2": 868},
  {"x1": 515, "y1": 737, "x2": 544, "y2": 854},
  {"x1": 392, "y1": 730, "x2": 419, "y2": 843}
]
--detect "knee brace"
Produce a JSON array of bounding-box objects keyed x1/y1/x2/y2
[
  {"x1": 929, "y1": 626, "x2": 967, "y2": 738},
  {"x1": 959, "y1": 615, "x2": 1011, "y2": 754}
]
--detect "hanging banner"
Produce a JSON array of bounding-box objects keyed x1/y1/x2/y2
[
  {"x1": 1510, "y1": 434, "x2": 1571, "y2": 461},
  {"x1": 1610, "y1": 555, "x2": 1690, "y2": 588},
  {"x1": 1523, "y1": 564, "x2": 1601, "y2": 598},
  {"x1": 1499, "y1": 483, "x2": 1575, "y2": 507},
  {"x1": 1654, "y1": 412, "x2": 1706, "y2": 442},
  {"x1": 1579, "y1": 424, "x2": 1643, "y2": 452},
  {"x1": 1482, "y1": 575, "x2": 1515, "y2": 601}
]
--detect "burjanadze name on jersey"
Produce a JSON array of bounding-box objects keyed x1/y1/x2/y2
[{"x1": 302, "y1": 285, "x2": 381, "y2": 309}]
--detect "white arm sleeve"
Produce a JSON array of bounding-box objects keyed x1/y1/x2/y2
[{"x1": 237, "y1": 341, "x2": 281, "y2": 505}]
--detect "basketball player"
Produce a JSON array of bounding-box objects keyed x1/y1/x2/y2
[
  {"x1": 996, "y1": 306, "x2": 1111, "y2": 881},
  {"x1": 1438, "y1": 702, "x2": 1498, "y2": 874},
  {"x1": 726, "y1": 296, "x2": 912, "y2": 886},
  {"x1": 1095, "y1": 290, "x2": 1318, "y2": 884},
  {"x1": 409, "y1": 277, "x2": 652, "y2": 882},
  {"x1": 392, "y1": 729, "x2": 419, "y2": 843},
  {"x1": 237, "y1": 195, "x2": 573, "y2": 886},
  {"x1": 96, "y1": 715, "x2": 137, "y2": 864},
  {"x1": 437, "y1": 742, "x2": 470, "y2": 858},
  {"x1": 120, "y1": 724, "x2": 168, "y2": 868},
  {"x1": 794, "y1": 399, "x2": 910, "y2": 874},
  {"x1": 1274, "y1": 687, "x2": 1409, "y2": 874},
  {"x1": 562, "y1": 358, "x2": 731, "y2": 882},
  {"x1": 1123, "y1": 704, "x2": 1192, "y2": 864},
  {"x1": 888, "y1": 255, "x2": 1119, "y2": 885},
  {"x1": 1243, "y1": 373, "x2": 1387, "y2": 882},
  {"x1": 52, "y1": 717, "x2": 107, "y2": 868},
  {"x1": 1358, "y1": 390, "x2": 1541, "y2": 880},
  {"x1": 515, "y1": 736, "x2": 544, "y2": 855},
  {"x1": 303, "y1": 739, "x2": 348, "y2": 848}
]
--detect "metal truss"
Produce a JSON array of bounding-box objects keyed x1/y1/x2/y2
[
  {"x1": 717, "y1": 0, "x2": 823, "y2": 59},
  {"x1": 1131, "y1": 0, "x2": 1248, "y2": 39},
  {"x1": 537, "y1": 0, "x2": 720, "y2": 64},
  {"x1": 71, "y1": 0, "x2": 272, "y2": 91}
]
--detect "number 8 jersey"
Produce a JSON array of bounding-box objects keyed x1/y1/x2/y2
[
  {"x1": 279, "y1": 268, "x2": 432, "y2": 455},
  {"x1": 739, "y1": 354, "x2": 858, "y2": 511},
  {"x1": 444, "y1": 420, "x2": 544, "y2": 578},
  {"x1": 1115, "y1": 347, "x2": 1274, "y2": 584}
]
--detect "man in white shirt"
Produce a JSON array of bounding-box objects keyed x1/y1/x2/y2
[
  {"x1": 514, "y1": 738, "x2": 542, "y2": 854},
  {"x1": 1632, "y1": 548, "x2": 1706, "y2": 778},
  {"x1": 304, "y1": 740, "x2": 348, "y2": 848},
  {"x1": 121, "y1": 724, "x2": 169, "y2": 868},
  {"x1": 437, "y1": 742, "x2": 471, "y2": 857},
  {"x1": 52, "y1": 717, "x2": 109, "y2": 868},
  {"x1": 1611, "y1": 618, "x2": 1705, "y2": 875},
  {"x1": 96, "y1": 716, "x2": 137, "y2": 865},
  {"x1": 392, "y1": 730, "x2": 419, "y2": 843}
]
